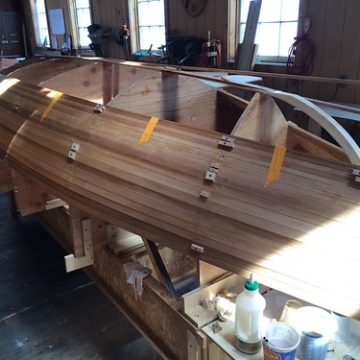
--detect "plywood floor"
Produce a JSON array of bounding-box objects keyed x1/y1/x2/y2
[{"x1": 0, "y1": 193, "x2": 161, "y2": 360}]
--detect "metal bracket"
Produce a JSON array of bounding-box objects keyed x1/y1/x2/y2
[
  {"x1": 64, "y1": 218, "x2": 94, "y2": 272},
  {"x1": 200, "y1": 190, "x2": 210, "y2": 199},
  {"x1": 205, "y1": 162, "x2": 220, "y2": 183},
  {"x1": 94, "y1": 104, "x2": 106, "y2": 113},
  {"x1": 352, "y1": 169, "x2": 360, "y2": 184},
  {"x1": 191, "y1": 243, "x2": 204, "y2": 253},
  {"x1": 68, "y1": 143, "x2": 80, "y2": 161},
  {"x1": 45, "y1": 198, "x2": 67, "y2": 210},
  {"x1": 218, "y1": 135, "x2": 235, "y2": 150}
]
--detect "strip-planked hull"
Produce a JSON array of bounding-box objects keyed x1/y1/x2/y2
[{"x1": 0, "y1": 69, "x2": 359, "y2": 319}]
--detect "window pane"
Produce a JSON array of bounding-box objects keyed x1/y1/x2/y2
[
  {"x1": 139, "y1": 25, "x2": 166, "y2": 50},
  {"x1": 239, "y1": 24, "x2": 246, "y2": 43},
  {"x1": 240, "y1": 0, "x2": 251, "y2": 23},
  {"x1": 279, "y1": 21, "x2": 297, "y2": 56},
  {"x1": 76, "y1": 8, "x2": 91, "y2": 28},
  {"x1": 281, "y1": 0, "x2": 300, "y2": 21},
  {"x1": 138, "y1": 0, "x2": 166, "y2": 50},
  {"x1": 33, "y1": 0, "x2": 50, "y2": 46},
  {"x1": 75, "y1": 0, "x2": 91, "y2": 47},
  {"x1": 255, "y1": 22, "x2": 280, "y2": 56},
  {"x1": 76, "y1": 0, "x2": 90, "y2": 9},
  {"x1": 138, "y1": 0, "x2": 165, "y2": 27},
  {"x1": 36, "y1": 0, "x2": 45, "y2": 12},
  {"x1": 259, "y1": 0, "x2": 281, "y2": 22},
  {"x1": 239, "y1": 0, "x2": 300, "y2": 59},
  {"x1": 79, "y1": 28, "x2": 90, "y2": 48}
]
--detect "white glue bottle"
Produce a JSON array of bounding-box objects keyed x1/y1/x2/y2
[{"x1": 235, "y1": 273, "x2": 266, "y2": 354}]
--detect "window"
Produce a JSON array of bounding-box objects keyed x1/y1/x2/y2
[
  {"x1": 32, "y1": 0, "x2": 50, "y2": 47},
  {"x1": 74, "y1": 0, "x2": 92, "y2": 48},
  {"x1": 239, "y1": 0, "x2": 300, "y2": 61},
  {"x1": 137, "y1": 0, "x2": 166, "y2": 50}
]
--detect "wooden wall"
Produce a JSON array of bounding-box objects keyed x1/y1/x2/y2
[
  {"x1": 21, "y1": 0, "x2": 359, "y2": 104},
  {"x1": 156, "y1": 0, "x2": 360, "y2": 104},
  {"x1": 91, "y1": 0, "x2": 129, "y2": 58},
  {"x1": 252, "y1": 0, "x2": 360, "y2": 113},
  {"x1": 89, "y1": 0, "x2": 235, "y2": 60},
  {"x1": 301, "y1": 0, "x2": 360, "y2": 104},
  {"x1": 166, "y1": 0, "x2": 237, "y2": 61}
]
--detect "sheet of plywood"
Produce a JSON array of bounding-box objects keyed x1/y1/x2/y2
[
  {"x1": 231, "y1": 93, "x2": 288, "y2": 145},
  {"x1": 108, "y1": 72, "x2": 218, "y2": 130}
]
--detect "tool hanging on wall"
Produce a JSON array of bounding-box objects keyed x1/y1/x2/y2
[
  {"x1": 112, "y1": 20, "x2": 130, "y2": 60},
  {"x1": 181, "y1": 0, "x2": 208, "y2": 17},
  {"x1": 201, "y1": 31, "x2": 221, "y2": 68}
]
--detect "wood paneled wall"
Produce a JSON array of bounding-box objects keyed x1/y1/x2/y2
[
  {"x1": 91, "y1": 0, "x2": 129, "y2": 58},
  {"x1": 166, "y1": 0, "x2": 237, "y2": 61},
  {"x1": 302, "y1": 0, "x2": 360, "y2": 103},
  {"x1": 21, "y1": 0, "x2": 359, "y2": 104},
  {"x1": 253, "y1": 0, "x2": 360, "y2": 106}
]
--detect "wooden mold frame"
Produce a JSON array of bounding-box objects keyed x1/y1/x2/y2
[
  {"x1": 2, "y1": 56, "x2": 360, "y2": 358},
  {"x1": 33, "y1": 201, "x2": 360, "y2": 360},
  {"x1": 36, "y1": 204, "x2": 213, "y2": 360}
]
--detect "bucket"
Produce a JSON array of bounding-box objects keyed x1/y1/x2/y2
[
  {"x1": 263, "y1": 322, "x2": 301, "y2": 360},
  {"x1": 295, "y1": 306, "x2": 336, "y2": 360}
]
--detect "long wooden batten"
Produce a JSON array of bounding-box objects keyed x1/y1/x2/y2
[{"x1": 1, "y1": 59, "x2": 360, "y2": 319}]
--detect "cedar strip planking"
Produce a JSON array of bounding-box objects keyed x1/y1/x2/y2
[{"x1": 1, "y1": 79, "x2": 360, "y2": 318}]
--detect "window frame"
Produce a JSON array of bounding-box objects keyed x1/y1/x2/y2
[
  {"x1": 72, "y1": 0, "x2": 93, "y2": 49},
  {"x1": 31, "y1": 0, "x2": 51, "y2": 48},
  {"x1": 129, "y1": 0, "x2": 167, "y2": 52},
  {"x1": 238, "y1": 0, "x2": 301, "y2": 63}
]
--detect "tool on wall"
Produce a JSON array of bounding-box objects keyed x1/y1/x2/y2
[
  {"x1": 286, "y1": 17, "x2": 315, "y2": 76},
  {"x1": 87, "y1": 24, "x2": 108, "y2": 57},
  {"x1": 112, "y1": 20, "x2": 130, "y2": 59},
  {"x1": 181, "y1": 0, "x2": 208, "y2": 17},
  {"x1": 201, "y1": 31, "x2": 221, "y2": 67},
  {"x1": 87, "y1": 21, "x2": 130, "y2": 59}
]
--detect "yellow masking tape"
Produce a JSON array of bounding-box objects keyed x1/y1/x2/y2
[
  {"x1": 264, "y1": 145, "x2": 287, "y2": 188},
  {"x1": 40, "y1": 91, "x2": 63, "y2": 122},
  {"x1": 139, "y1": 116, "x2": 159, "y2": 144}
]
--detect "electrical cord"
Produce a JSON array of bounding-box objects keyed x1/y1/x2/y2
[{"x1": 286, "y1": 32, "x2": 316, "y2": 76}]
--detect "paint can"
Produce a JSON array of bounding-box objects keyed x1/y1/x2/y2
[
  {"x1": 331, "y1": 311, "x2": 351, "y2": 343},
  {"x1": 262, "y1": 322, "x2": 301, "y2": 360},
  {"x1": 296, "y1": 306, "x2": 336, "y2": 360}
]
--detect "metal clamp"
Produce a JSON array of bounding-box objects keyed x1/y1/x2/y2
[
  {"x1": 218, "y1": 135, "x2": 235, "y2": 150},
  {"x1": 94, "y1": 104, "x2": 106, "y2": 113},
  {"x1": 352, "y1": 169, "x2": 360, "y2": 184},
  {"x1": 200, "y1": 190, "x2": 210, "y2": 199},
  {"x1": 191, "y1": 243, "x2": 204, "y2": 253},
  {"x1": 205, "y1": 162, "x2": 220, "y2": 183},
  {"x1": 68, "y1": 143, "x2": 80, "y2": 161}
]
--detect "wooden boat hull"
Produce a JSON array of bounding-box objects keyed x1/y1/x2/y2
[{"x1": 1, "y1": 59, "x2": 360, "y2": 319}]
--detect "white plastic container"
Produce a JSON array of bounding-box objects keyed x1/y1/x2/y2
[{"x1": 235, "y1": 274, "x2": 266, "y2": 354}]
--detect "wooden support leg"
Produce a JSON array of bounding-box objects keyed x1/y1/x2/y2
[
  {"x1": 7, "y1": 191, "x2": 18, "y2": 217},
  {"x1": 0, "y1": 160, "x2": 12, "y2": 193},
  {"x1": 142, "y1": 238, "x2": 178, "y2": 297},
  {"x1": 187, "y1": 330, "x2": 201, "y2": 360},
  {"x1": 64, "y1": 218, "x2": 94, "y2": 272}
]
